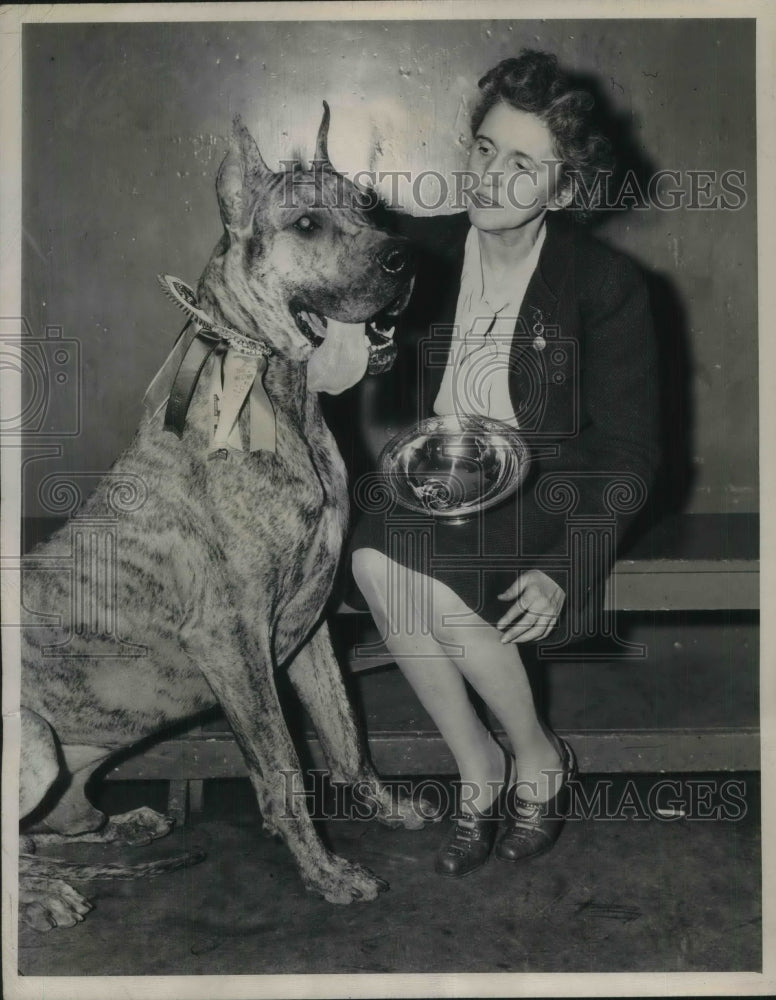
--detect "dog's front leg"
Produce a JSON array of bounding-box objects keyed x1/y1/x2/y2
[
  {"x1": 287, "y1": 620, "x2": 440, "y2": 829},
  {"x1": 188, "y1": 627, "x2": 388, "y2": 904}
]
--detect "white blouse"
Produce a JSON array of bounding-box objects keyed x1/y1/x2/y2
[{"x1": 433, "y1": 223, "x2": 546, "y2": 428}]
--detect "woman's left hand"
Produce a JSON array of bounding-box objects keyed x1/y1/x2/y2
[{"x1": 496, "y1": 570, "x2": 566, "y2": 643}]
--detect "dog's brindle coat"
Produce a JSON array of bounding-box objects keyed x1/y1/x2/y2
[{"x1": 19, "y1": 110, "x2": 422, "y2": 931}]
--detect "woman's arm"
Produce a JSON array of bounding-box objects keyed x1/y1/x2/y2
[{"x1": 516, "y1": 248, "x2": 661, "y2": 602}]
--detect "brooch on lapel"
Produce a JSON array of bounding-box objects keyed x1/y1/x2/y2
[{"x1": 529, "y1": 306, "x2": 546, "y2": 351}]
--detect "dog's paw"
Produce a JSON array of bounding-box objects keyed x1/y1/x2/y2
[
  {"x1": 20, "y1": 835, "x2": 36, "y2": 853},
  {"x1": 101, "y1": 806, "x2": 175, "y2": 847},
  {"x1": 20, "y1": 876, "x2": 93, "y2": 932},
  {"x1": 304, "y1": 853, "x2": 389, "y2": 905}
]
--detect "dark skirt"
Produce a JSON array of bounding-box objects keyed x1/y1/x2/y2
[{"x1": 344, "y1": 490, "x2": 563, "y2": 630}]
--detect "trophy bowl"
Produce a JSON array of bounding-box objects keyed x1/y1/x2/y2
[{"x1": 378, "y1": 414, "x2": 531, "y2": 523}]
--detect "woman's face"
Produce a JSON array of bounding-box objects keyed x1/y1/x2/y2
[{"x1": 465, "y1": 101, "x2": 569, "y2": 232}]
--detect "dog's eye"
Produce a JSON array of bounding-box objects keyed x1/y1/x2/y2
[{"x1": 293, "y1": 215, "x2": 318, "y2": 233}]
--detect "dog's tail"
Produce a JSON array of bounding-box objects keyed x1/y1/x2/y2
[{"x1": 19, "y1": 850, "x2": 206, "y2": 881}]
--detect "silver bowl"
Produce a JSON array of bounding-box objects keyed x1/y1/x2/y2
[{"x1": 378, "y1": 414, "x2": 530, "y2": 522}]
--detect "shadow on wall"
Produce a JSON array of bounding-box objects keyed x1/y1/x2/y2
[
  {"x1": 643, "y1": 272, "x2": 695, "y2": 521},
  {"x1": 570, "y1": 66, "x2": 696, "y2": 531}
]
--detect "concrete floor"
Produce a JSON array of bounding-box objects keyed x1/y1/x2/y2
[
  {"x1": 18, "y1": 771, "x2": 760, "y2": 976},
  {"x1": 16, "y1": 615, "x2": 761, "y2": 977}
]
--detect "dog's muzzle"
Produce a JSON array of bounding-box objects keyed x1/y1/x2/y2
[
  {"x1": 365, "y1": 289, "x2": 408, "y2": 375},
  {"x1": 377, "y1": 242, "x2": 413, "y2": 276},
  {"x1": 290, "y1": 285, "x2": 410, "y2": 377}
]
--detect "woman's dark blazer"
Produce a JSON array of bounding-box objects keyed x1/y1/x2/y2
[{"x1": 358, "y1": 209, "x2": 661, "y2": 625}]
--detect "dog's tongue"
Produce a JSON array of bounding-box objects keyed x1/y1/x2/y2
[{"x1": 306, "y1": 316, "x2": 370, "y2": 395}]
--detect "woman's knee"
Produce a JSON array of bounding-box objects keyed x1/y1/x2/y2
[{"x1": 351, "y1": 547, "x2": 390, "y2": 600}]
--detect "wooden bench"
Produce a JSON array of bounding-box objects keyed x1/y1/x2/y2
[
  {"x1": 109, "y1": 512, "x2": 759, "y2": 823},
  {"x1": 21, "y1": 512, "x2": 759, "y2": 825}
]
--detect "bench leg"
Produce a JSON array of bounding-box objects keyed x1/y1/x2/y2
[
  {"x1": 188, "y1": 779, "x2": 205, "y2": 816},
  {"x1": 167, "y1": 780, "x2": 188, "y2": 827}
]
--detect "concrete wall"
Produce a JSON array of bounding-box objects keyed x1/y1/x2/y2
[{"x1": 21, "y1": 18, "x2": 757, "y2": 516}]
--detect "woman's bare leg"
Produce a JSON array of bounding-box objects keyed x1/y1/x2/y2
[
  {"x1": 352, "y1": 548, "x2": 506, "y2": 815},
  {"x1": 352, "y1": 549, "x2": 562, "y2": 806},
  {"x1": 429, "y1": 585, "x2": 564, "y2": 803}
]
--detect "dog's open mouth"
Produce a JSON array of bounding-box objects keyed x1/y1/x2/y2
[{"x1": 290, "y1": 293, "x2": 405, "y2": 350}]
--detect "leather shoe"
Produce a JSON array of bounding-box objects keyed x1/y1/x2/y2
[
  {"x1": 435, "y1": 759, "x2": 511, "y2": 878},
  {"x1": 495, "y1": 736, "x2": 577, "y2": 863}
]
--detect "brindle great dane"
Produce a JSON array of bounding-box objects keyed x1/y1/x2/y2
[{"x1": 19, "y1": 105, "x2": 427, "y2": 931}]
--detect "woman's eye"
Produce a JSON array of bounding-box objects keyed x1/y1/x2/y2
[{"x1": 293, "y1": 215, "x2": 317, "y2": 232}]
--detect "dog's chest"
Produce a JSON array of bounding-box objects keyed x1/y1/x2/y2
[
  {"x1": 283, "y1": 412, "x2": 348, "y2": 544},
  {"x1": 201, "y1": 398, "x2": 348, "y2": 573}
]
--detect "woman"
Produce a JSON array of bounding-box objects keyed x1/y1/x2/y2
[{"x1": 349, "y1": 50, "x2": 660, "y2": 877}]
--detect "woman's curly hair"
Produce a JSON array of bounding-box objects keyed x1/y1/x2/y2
[{"x1": 472, "y1": 50, "x2": 614, "y2": 222}]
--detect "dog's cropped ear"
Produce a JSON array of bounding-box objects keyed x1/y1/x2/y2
[
  {"x1": 216, "y1": 116, "x2": 274, "y2": 237},
  {"x1": 312, "y1": 100, "x2": 333, "y2": 169}
]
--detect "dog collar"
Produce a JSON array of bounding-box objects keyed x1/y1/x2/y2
[
  {"x1": 143, "y1": 275, "x2": 276, "y2": 457},
  {"x1": 157, "y1": 274, "x2": 272, "y2": 359}
]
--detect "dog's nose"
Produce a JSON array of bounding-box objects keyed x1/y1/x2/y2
[{"x1": 377, "y1": 241, "x2": 413, "y2": 275}]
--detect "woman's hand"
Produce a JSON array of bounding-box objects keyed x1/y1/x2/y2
[{"x1": 496, "y1": 570, "x2": 565, "y2": 643}]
